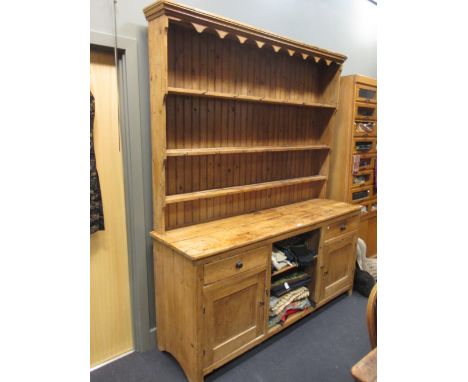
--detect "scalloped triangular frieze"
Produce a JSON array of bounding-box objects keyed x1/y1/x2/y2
[
  {"x1": 255, "y1": 40, "x2": 265, "y2": 48},
  {"x1": 236, "y1": 35, "x2": 247, "y2": 44},
  {"x1": 215, "y1": 29, "x2": 228, "y2": 39},
  {"x1": 287, "y1": 49, "x2": 295, "y2": 57},
  {"x1": 191, "y1": 22, "x2": 207, "y2": 34},
  {"x1": 272, "y1": 45, "x2": 281, "y2": 53}
]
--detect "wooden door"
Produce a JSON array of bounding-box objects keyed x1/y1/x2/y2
[
  {"x1": 320, "y1": 233, "x2": 357, "y2": 302},
  {"x1": 203, "y1": 270, "x2": 266, "y2": 369},
  {"x1": 90, "y1": 49, "x2": 133, "y2": 367}
]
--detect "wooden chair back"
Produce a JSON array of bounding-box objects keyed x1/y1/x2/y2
[{"x1": 367, "y1": 284, "x2": 377, "y2": 349}]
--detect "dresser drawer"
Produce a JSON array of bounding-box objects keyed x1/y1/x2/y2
[
  {"x1": 203, "y1": 246, "x2": 268, "y2": 285},
  {"x1": 324, "y1": 216, "x2": 359, "y2": 241}
]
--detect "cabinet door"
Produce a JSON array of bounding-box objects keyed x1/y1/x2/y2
[
  {"x1": 320, "y1": 233, "x2": 357, "y2": 302},
  {"x1": 203, "y1": 270, "x2": 266, "y2": 369},
  {"x1": 355, "y1": 84, "x2": 377, "y2": 103}
]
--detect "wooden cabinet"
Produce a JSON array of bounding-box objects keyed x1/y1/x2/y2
[
  {"x1": 144, "y1": 2, "x2": 358, "y2": 381},
  {"x1": 320, "y1": 233, "x2": 357, "y2": 303},
  {"x1": 151, "y1": 200, "x2": 360, "y2": 381},
  {"x1": 328, "y1": 75, "x2": 377, "y2": 257},
  {"x1": 203, "y1": 269, "x2": 267, "y2": 369}
]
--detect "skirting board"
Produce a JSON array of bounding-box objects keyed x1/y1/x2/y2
[{"x1": 90, "y1": 350, "x2": 135, "y2": 372}]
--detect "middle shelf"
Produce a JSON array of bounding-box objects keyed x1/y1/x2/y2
[
  {"x1": 167, "y1": 87, "x2": 337, "y2": 109},
  {"x1": 166, "y1": 145, "x2": 330, "y2": 157},
  {"x1": 165, "y1": 175, "x2": 327, "y2": 204}
]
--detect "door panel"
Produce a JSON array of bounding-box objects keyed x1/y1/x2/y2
[
  {"x1": 320, "y1": 233, "x2": 357, "y2": 302},
  {"x1": 90, "y1": 49, "x2": 133, "y2": 367},
  {"x1": 203, "y1": 270, "x2": 266, "y2": 368}
]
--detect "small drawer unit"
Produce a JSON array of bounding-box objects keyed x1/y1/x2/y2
[
  {"x1": 351, "y1": 170, "x2": 374, "y2": 188},
  {"x1": 354, "y1": 120, "x2": 377, "y2": 137},
  {"x1": 324, "y1": 215, "x2": 359, "y2": 241},
  {"x1": 355, "y1": 102, "x2": 377, "y2": 120},
  {"x1": 353, "y1": 137, "x2": 376, "y2": 154},
  {"x1": 203, "y1": 246, "x2": 269, "y2": 285},
  {"x1": 352, "y1": 154, "x2": 376, "y2": 172},
  {"x1": 355, "y1": 84, "x2": 377, "y2": 103},
  {"x1": 351, "y1": 185, "x2": 372, "y2": 203},
  {"x1": 358, "y1": 198, "x2": 377, "y2": 217}
]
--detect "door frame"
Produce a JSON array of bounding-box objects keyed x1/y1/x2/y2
[{"x1": 91, "y1": 31, "x2": 154, "y2": 352}]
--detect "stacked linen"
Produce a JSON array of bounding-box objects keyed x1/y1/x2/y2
[
  {"x1": 271, "y1": 247, "x2": 296, "y2": 271},
  {"x1": 268, "y1": 286, "x2": 312, "y2": 327},
  {"x1": 270, "y1": 271, "x2": 311, "y2": 297}
]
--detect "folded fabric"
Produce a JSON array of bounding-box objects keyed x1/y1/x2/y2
[
  {"x1": 271, "y1": 271, "x2": 311, "y2": 297},
  {"x1": 268, "y1": 297, "x2": 313, "y2": 327},
  {"x1": 269, "y1": 287, "x2": 310, "y2": 317},
  {"x1": 274, "y1": 237, "x2": 307, "y2": 263},
  {"x1": 290, "y1": 244, "x2": 316, "y2": 266},
  {"x1": 271, "y1": 248, "x2": 295, "y2": 271},
  {"x1": 271, "y1": 276, "x2": 311, "y2": 297}
]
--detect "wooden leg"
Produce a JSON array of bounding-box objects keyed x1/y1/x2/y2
[
  {"x1": 182, "y1": 361, "x2": 204, "y2": 382},
  {"x1": 347, "y1": 288, "x2": 353, "y2": 296}
]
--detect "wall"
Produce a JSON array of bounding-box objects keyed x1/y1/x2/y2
[{"x1": 90, "y1": 0, "x2": 377, "y2": 330}]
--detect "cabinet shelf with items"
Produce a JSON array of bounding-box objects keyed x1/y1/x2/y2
[
  {"x1": 268, "y1": 229, "x2": 320, "y2": 331},
  {"x1": 354, "y1": 120, "x2": 377, "y2": 137},
  {"x1": 329, "y1": 75, "x2": 377, "y2": 257}
]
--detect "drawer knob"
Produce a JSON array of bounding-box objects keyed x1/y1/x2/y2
[
  {"x1": 340, "y1": 224, "x2": 346, "y2": 231},
  {"x1": 235, "y1": 261, "x2": 243, "y2": 269}
]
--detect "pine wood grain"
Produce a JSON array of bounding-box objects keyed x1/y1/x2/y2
[
  {"x1": 328, "y1": 74, "x2": 377, "y2": 257},
  {"x1": 152, "y1": 199, "x2": 360, "y2": 259}
]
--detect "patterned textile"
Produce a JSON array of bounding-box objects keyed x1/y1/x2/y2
[
  {"x1": 268, "y1": 298, "x2": 312, "y2": 327},
  {"x1": 90, "y1": 92, "x2": 105, "y2": 234},
  {"x1": 269, "y1": 287, "x2": 310, "y2": 317}
]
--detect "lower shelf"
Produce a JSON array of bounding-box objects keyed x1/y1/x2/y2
[
  {"x1": 165, "y1": 175, "x2": 327, "y2": 204},
  {"x1": 267, "y1": 307, "x2": 314, "y2": 337}
]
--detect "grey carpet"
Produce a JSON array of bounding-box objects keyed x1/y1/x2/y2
[{"x1": 91, "y1": 293, "x2": 370, "y2": 382}]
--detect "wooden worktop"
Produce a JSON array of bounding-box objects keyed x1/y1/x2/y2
[{"x1": 151, "y1": 199, "x2": 360, "y2": 260}]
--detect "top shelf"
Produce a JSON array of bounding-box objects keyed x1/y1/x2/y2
[
  {"x1": 167, "y1": 87, "x2": 337, "y2": 109},
  {"x1": 144, "y1": 0, "x2": 347, "y2": 65}
]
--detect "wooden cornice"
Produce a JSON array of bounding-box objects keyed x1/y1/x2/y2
[{"x1": 143, "y1": 0, "x2": 347, "y2": 65}]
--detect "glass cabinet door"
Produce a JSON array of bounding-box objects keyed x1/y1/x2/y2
[
  {"x1": 353, "y1": 138, "x2": 377, "y2": 154},
  {"x1": 355, "y1": 102, "x2": 377, "y2": 119},
  {"x1": 351, "y1": 186, "x2": 372, "y2": 202},
  {"x1": 356, "y1": 84, "x2": 377, "y2": 102},
  {"x1": 354, "y1": 120, "x2": 377, "y2": 137}
]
